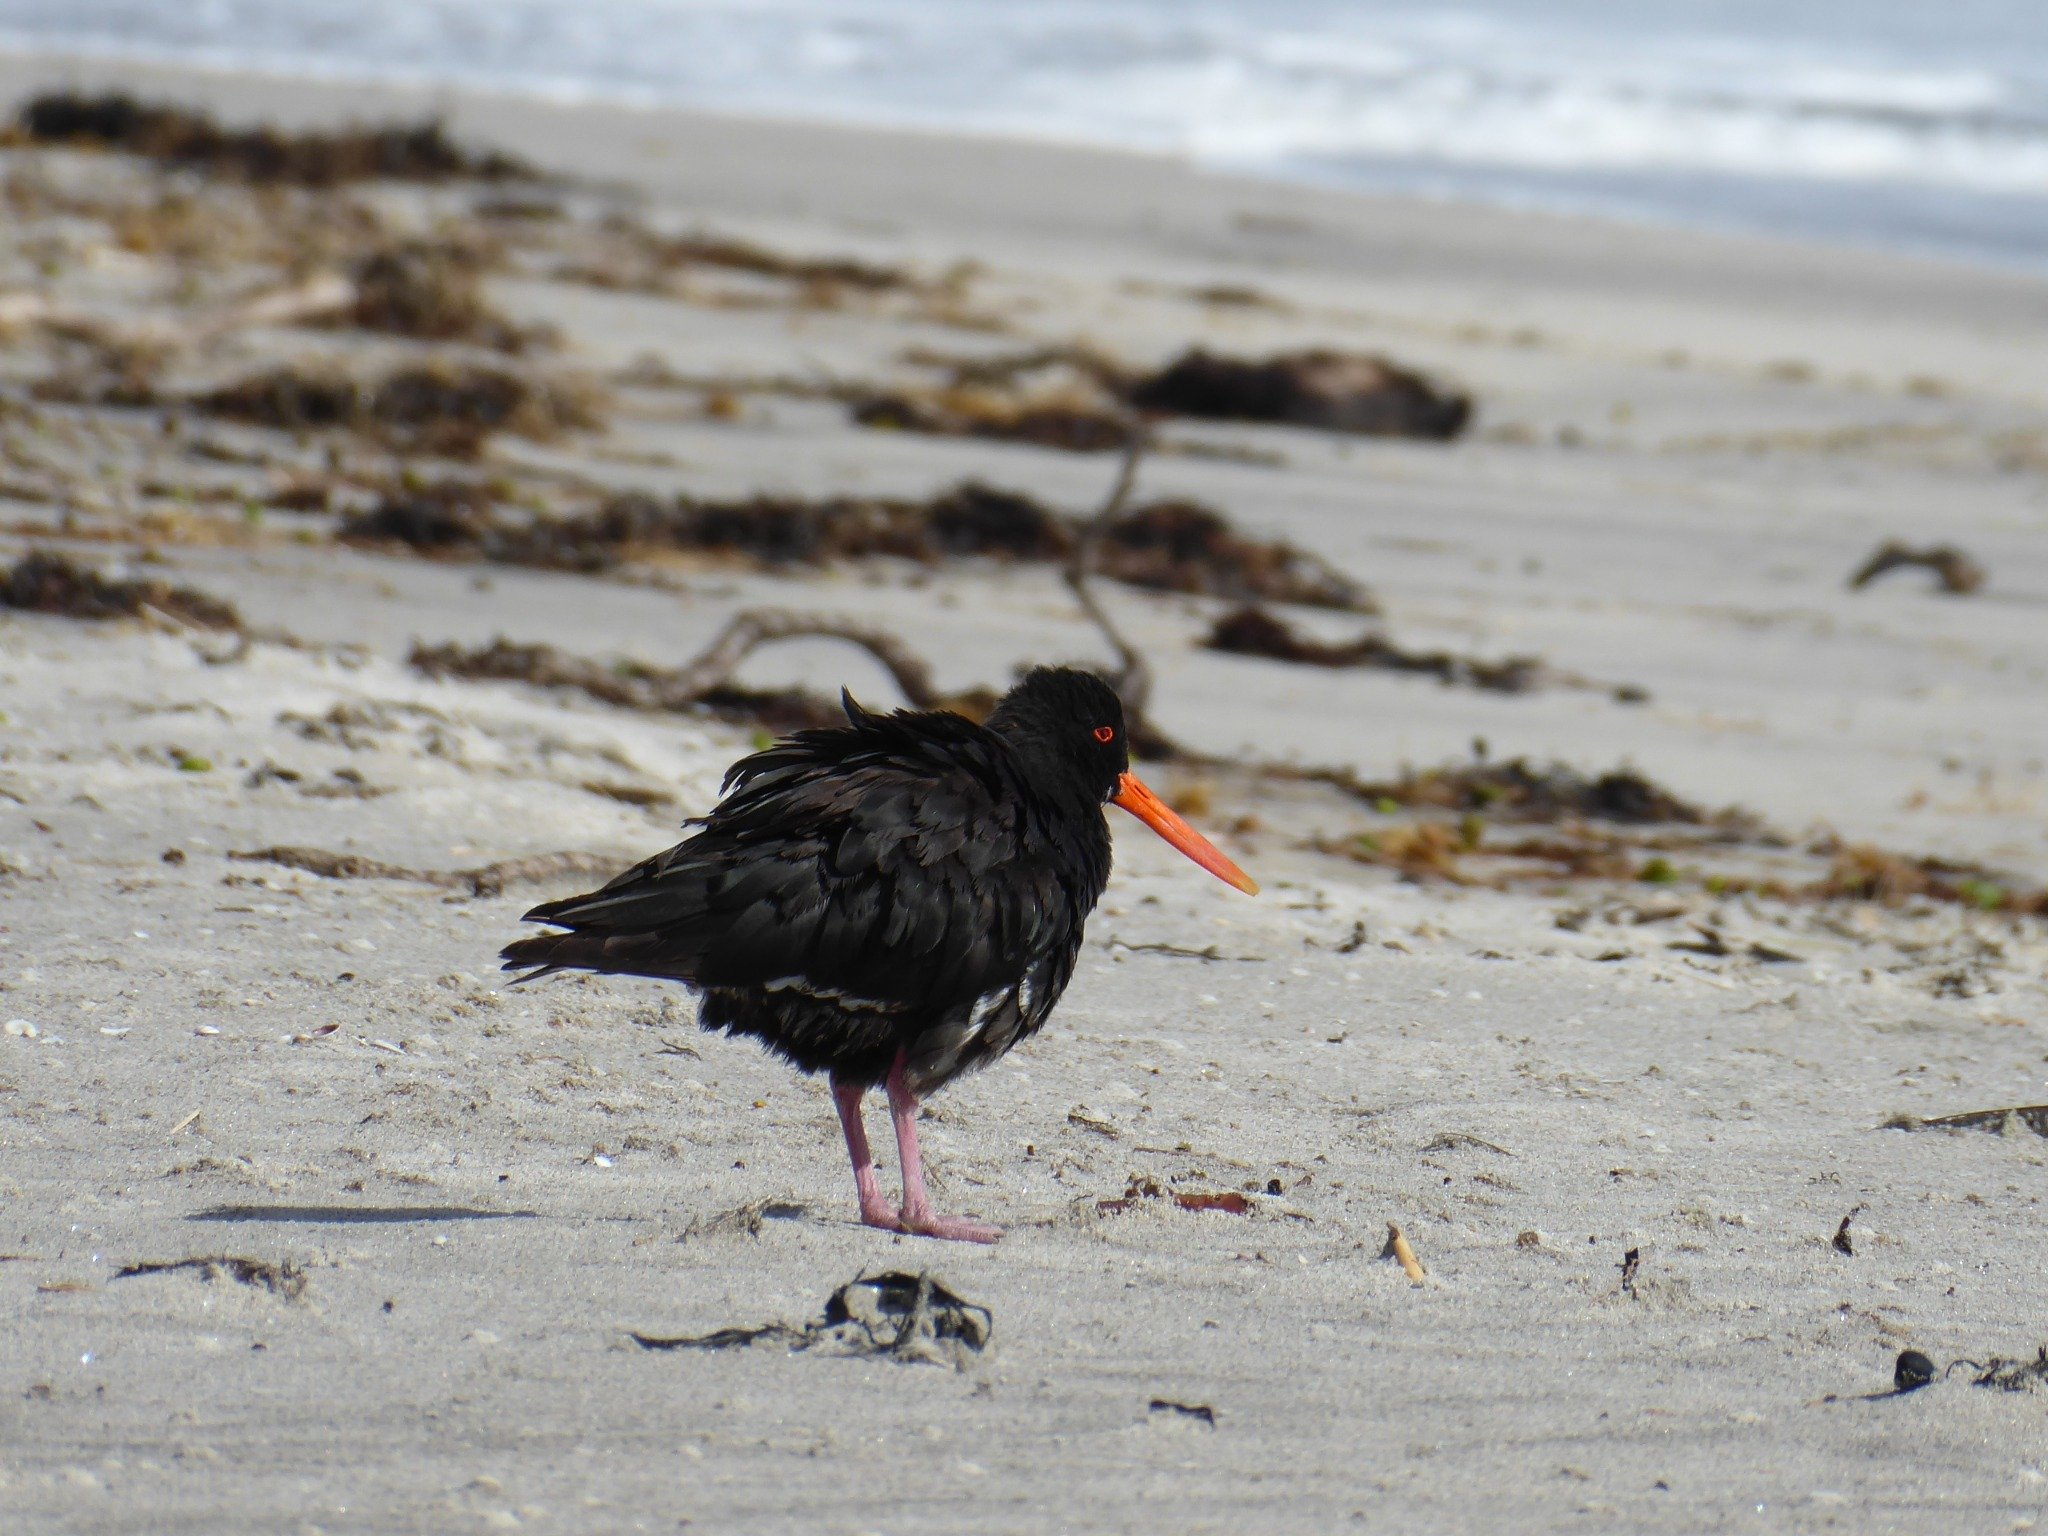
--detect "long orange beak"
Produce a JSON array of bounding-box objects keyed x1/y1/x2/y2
[{"x1": 1112, "y1": 773, "x2": 1259, "y2": 895}]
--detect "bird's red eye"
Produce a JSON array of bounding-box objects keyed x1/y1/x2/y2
[{"x1": 1093, "y1": 725, "x2": 1116, "y2": 743}]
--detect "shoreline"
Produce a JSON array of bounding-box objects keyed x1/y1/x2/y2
[
  {"x1": 9, "y1": 46, "x2": 2048, "y2": 301},
  {"x1": 6, "y1": 40, "x2": 2048, "y2": 282}
]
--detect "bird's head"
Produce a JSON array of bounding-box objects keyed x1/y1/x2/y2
[{"x1": 988, "y1": 667, "x2": 1257, "y2": 895}]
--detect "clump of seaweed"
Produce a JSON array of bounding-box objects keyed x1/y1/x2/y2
[
  {"x1": 1346, "y1": 756, "x2": 1711, "y2": 825},
  {"x1": 339, "y1": 479, "x2": 1371, "y2": 610},
  {"x1": 860, "y1": 344, "x2": 1472, "y2": 451},
  {"x1": 27, "y1": 334, "x2": 167, "y2": 410},
  {"x1": 556, "y1": 216, "x2": 917, "y2": 305},
  {"x1": 198, "y1": 361, "x2": 604, "y2": 456},
  {"x1": 1203, "y1": 604, "x2": 1653, "y2": 700},
  {"x1": 1, "y1": 550, "x2": 241, "y2": 630},
  {"x1": 659, "y1": 231, "x2": 908, "y2": 293},
  {"x1": 1813, "y1": 840, "x2": 2043, "y2": 914},
  {"x1": 343, "y1": 239, "x2": 531, "y2": 350},
  {"x1": 12, "y1": 93, "x2": 531, "y2": 185},
  {"x1": 1206, "y1": 603, "x2": 1543, "y2": 691},
  {"x1": 852, "y1": 388, "x2": 1135, "y2": 453},
  {"x1": 1818, "y1": 842, "x2": 1940, "y2": 905},
  {"x1": 1325, "y1": 820, "x2": 1706, "y2": 890},
  {"x1": 1126, "y1": 347, "x2": 1471, "y2": 440},
  {"x1": 1103, "y1": 506, "x2": 1370, "y2": 611},
  {"x1": 1298, "y1": 748, "x2": 1733, "y2": 886},
  {"x1": 338, "y1": 480, "x2": 500, "y2": 551},
  {"x1": 1311, "y1": 768, "x2": 2046, "y2": 915},
  {"x1": 1347, "y1": 821, "x2": 1474, "y2": 882}
]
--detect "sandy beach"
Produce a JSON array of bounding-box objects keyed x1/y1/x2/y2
[{"x1": 3, "y1": 53, "x2": 2047, "y2": 1535}]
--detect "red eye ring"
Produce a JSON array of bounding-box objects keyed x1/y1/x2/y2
[{"x1": 1093, "y1": 725, "x2": 1116, "y2": 743}]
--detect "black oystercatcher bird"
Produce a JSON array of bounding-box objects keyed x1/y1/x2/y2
[{"x1": 501, "y1": 667, "x2": 1256, "y2": 1243}]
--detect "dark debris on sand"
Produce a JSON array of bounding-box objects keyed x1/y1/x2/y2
[
  {"x1": 1126, "y1": 347, "x2": 1471, "y2": 440},
  {"x1": 1848, "y1": 540, "x2": 1985, "y2": 596},
  {"x1": 855, "y1": 342, "x2": 1470, "y2": 452},
  {"x1": 1814, "y1": 840, "x2": 2046, "y2": 916},
  {"x1": 1828, "y1": 1346, "x2": 2048, "y2": 1403},
  {"x1": 343, "y1": 239, "x2": 534, "y2": 351},
  {"x1": 112, "y1": 1255, "x2": 307, "y2": 1300},
  {"x1": 1299, "y1": 750, "x2": 1746, "y2": 886},
  {"x1": 1204, "y1": 604, "x2": 1541, "y2": 692},
  {"x1": 629, "y1": 1271, "x2": 990, "y2": 1370},
  {"x1": 852, "y1": 391, "x2": 1136, "y2": 453},
  {"x1": 1955, "y1": 1348, "x2": 2048, "y2": 1392},
  {"x1": 565, "y1": 216, "x2": 917, "y2": 298},
  {"x1": 1304, "y1": 749, "x2": 2048, "y2": 918},
  {"x1": 2, "y1": 551, "x2": 241, "y2": 631},
  {"x1": 1102, "y1": 502, "x2": 1372, "y2": 611},
  {"x1": 11, "y1": 92, "x2": 531, "y2": 185},
  {"x1": 198, "y1": 361, "x2": 603, "y2": 456},
  {"x1": 1884, "y1": 1104, "x2": 2048, "y2": 1138},
  {"x1": 338, "y1": 480, "x2": 503, "y2": 554},
  {"x1": 342, "y1": 479, "x2": 1372, "y2": 611},
  {"x1": 656, "y1": 230, "x2": 910, "y2": 293},
  {"x1": 1346, "y1": 756, "x2": 1710, "y2": 825}
]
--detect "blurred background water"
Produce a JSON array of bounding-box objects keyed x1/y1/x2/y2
[{"x1": 4, "y1": 0, "x2": 2046, "y2": 269}]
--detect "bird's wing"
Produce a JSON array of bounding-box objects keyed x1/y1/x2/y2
[{"x1": 516, "y1": 703, "x2": 1074, "y2": 1010}]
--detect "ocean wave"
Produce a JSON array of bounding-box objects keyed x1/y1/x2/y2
[{"x1": 5, "y1": 0, "x2": 2047, "y2": 258}]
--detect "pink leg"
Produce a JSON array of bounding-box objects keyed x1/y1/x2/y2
[
  {"x1": 832, "y1": 1078, "x2": 904, "y2": 1233},
  {"x1": 886, "y1": 1057, "x2": 1001, "y2": 1244}
]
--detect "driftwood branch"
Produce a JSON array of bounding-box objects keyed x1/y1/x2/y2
[
  {"x1": 414, "y1": 605, "x2": 971, "y2": 722},
  {"x1": 1847, "y1": 540, "x2": 1985, "y2": 595},
  {"x1": 670, "y1": 608, "x2": 948, "y2": 709},
  {"x1": 1065, "y1": 424, "x2": 1163, "y2": 735}
]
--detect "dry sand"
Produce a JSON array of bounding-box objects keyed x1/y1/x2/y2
[{"x1": 2, "y1": 54, "x2": 2047, "y2": 1535}]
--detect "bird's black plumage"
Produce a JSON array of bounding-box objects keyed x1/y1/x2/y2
[{"x1": 501, "y1": 667, "x2": 1129, "y2": 1094}]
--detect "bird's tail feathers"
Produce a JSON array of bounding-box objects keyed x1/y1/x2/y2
[
  {"x1": 499, "y1": 929, "x2": 603, "y2": 980},
  {"x1": 498, "y1": 926, "x2": 702, "y2": 985}
]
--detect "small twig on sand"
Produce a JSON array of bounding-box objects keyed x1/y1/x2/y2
[
  {"x1": 1383, "y1": 1222, "x2": 1427, "y2": 1284},
  {"x1": 228, "y1": 845, "x2": 617, "y2": 897},
  {"x1": 1106, "y1": 938, "x2": 1263, "y2": 962}
]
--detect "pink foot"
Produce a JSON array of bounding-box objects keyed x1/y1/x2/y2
[
  {"x1": 835, "y1": 1077, "x2": 907, "y2": 1234},
  {"x1": 835, "y1": 1063, "x2": 1006, "y2": 1243},
  {"x1": 857, "y1": 1197, "x2": 907, "y2": 1234},
  {"x1": 886, "y1": 1057, "x2": 1000, "y2": 1243},
  {"x1": 898, "y1": 1208, "x2": 1002, "y2": 1244}
]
